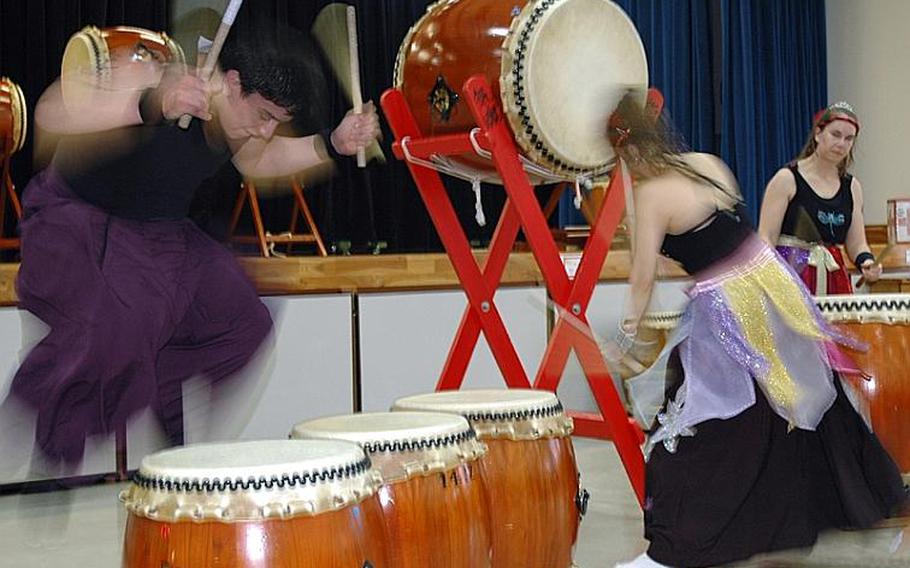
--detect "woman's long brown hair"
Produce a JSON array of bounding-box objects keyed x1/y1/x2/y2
[{"x1": 608, "y1": 92, "x2": 741, "y2": 204}]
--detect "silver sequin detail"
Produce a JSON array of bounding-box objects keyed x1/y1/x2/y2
[{"x1": 644, "y1": 388, "x2": 696, "y2": 461}]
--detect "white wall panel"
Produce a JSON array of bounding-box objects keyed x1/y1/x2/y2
[
  {"x1": 358, "y1": 287, "x2": 549, "y2": 411},
  {"x1": 176, "y1": 295, "x2": 355, "y2": 452},
  {"x1": 0, "y1": 309, "x2": 115, "y2": 483}
]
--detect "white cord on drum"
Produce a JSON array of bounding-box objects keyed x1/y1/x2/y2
[
  {"x1": 471, "y1": 179, "x2": 486, "y2": 226},
  {"x1": 400, "y1": 131, "x2": 614, "y2": 224},
  {"x1": 401, "y1": 136, "x2": 492, "y2": 226},
  {"x1": 573, "y1": 176, "x2": 594, "y2": 210},
  {"x1": 469, "y1": 128, "x2": 573, "y2": 185}
]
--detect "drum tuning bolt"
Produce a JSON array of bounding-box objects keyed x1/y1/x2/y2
[{"x1": 576, "y1": 486, "x2": 590, "y2": 517}]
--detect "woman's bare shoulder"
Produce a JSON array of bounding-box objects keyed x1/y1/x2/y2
[{"x1": 683, "y1": 152, "x2": 731, "y2": 177}]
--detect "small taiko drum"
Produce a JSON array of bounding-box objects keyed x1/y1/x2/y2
[
  {"x1": 291, "y1": 412, "x2": 492, "y2": 567},
  {"x1": 0, "y1": 77, "x2": 27, "y2": 158},
  {"x1": 120, "y1": 439, "x2": 388, "y2": 568},
  {"x1": 392, "y1": 389, "x2": 584, "y2": 568},
  {"x1": 816, "y1": 294, "x2": 910, "y2": 473},
  {"x1": 61, "y1": 26, "x2": 185, "y2": 108},
  {"x1": 394, "y1": 0, "x2": 647, "y2": 181}
]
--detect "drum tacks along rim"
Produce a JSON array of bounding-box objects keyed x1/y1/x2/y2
[
  {"x1": 119, "y1": 439, "x2": 383, "y2": 523},
  {"x1": 815, "y1": 293, "x2": 910, "y2": 324},
  {"x1": 392, "y1": 388, "x2": 575, "y2": 440},
  {"x1": 291, "y1": 411, "x2": 487, "y2": 483},
  {"x1": 62, "y1": 26, "x2": 113, "y2": 87},
  {"x1": 500, "y1": 0, "x2": 648, "y2": 177},
  {"x1": 644, "y1": 294, "x2": 910, "y2": 328}
]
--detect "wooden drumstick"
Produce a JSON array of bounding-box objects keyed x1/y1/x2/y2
[
  {"x1": 526, "y1": 295, "x2": 648, "y2": 374},
  {"x1": 177, "y1": 0, "x2": 244, "y2": 130},
  {"x1": 346, "y1": 5, "x2": 366, "y2": 168}
]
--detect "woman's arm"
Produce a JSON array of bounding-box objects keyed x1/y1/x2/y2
[
  {"x1": 757, "y1": 168, "x2": 796, "y2": 245},
  {"x1": 624, "y1": 178, "x2": 674, "y2": 331},
  {"x1": 844, "y1": 177, "x2": 881, "y2": 283}
]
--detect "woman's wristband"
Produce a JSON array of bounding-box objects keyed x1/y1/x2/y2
[
  {"x1": 854, "y1": 251, "x2": 875, "y2": 268},
  {"x1": 614, "y1": 323, "x2": 637, "y2": 354}
]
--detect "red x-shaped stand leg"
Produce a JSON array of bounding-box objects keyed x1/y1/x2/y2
[
  {"x1": 382, "y1": 89, "x2": 532, "y2": 390},
  {"x1": 381, "y1": 75, "x2": 646, "y2": 505}
]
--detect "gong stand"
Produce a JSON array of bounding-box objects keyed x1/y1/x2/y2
[{"x1": 381, "y1": 75, "x2": 645, "y2": 506}]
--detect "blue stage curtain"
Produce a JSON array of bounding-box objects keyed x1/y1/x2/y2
[
  {"x1": 717, "y1": 0, "x2": 828, "y2": 222},
  {"x1": 560, "y1": 0, "x2": 827, "y2": 227}
]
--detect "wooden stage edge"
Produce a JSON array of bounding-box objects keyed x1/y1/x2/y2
[
  {"x1": 1, "y1": 243, "x2": 907, "y2": 307},
  {"x1": 0, "y1": 250, "x2": 684, "y2": 306}
]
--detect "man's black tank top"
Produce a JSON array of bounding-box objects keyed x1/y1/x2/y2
[{"x1": 53, "y1": 120, "x2": 230, "y2": 220}]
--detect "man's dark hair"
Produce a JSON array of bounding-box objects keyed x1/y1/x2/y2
[{"x1": 218, "y1": 20, "x2": 329, "y2": 131}]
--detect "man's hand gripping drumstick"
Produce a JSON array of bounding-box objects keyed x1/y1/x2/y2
[
  {"x1": 176, "y1": 0, "x2": 243, "y2": 129},
  {"x1": 312, "y1": 3, "x2": 384, "y2": 167}
]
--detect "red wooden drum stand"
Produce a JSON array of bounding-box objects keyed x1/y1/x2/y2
[{"x1": 381, "y1": 76, "x2": 646, "y2": 505}]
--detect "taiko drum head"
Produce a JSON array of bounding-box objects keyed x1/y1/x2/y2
[
  {"x1": 121, "y1": 439, "x2": 380, "y2": 522},
  {"x1": 291, "y1": 411, "x2": 486, "y2": 482},
  {"x1": 392, "y1": 388, "x2": 574, "y2": 440},
  {"x1": 61, "y1": 26, "x2": 185, "y2": 110},
  {"x1": 394, "y1": 0, "x2": 647, "y2": 181}
]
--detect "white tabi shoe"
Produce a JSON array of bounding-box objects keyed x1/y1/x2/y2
[{"x1": 614, "y1": 552, "x2": 673, "y2": 568}]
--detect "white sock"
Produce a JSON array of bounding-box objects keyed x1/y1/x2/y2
[{"x1": 614, "y1": 552, "x2": 673, "y2": 568}]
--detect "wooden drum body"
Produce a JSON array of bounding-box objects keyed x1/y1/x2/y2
[
  {"x1": 0, "y1": 77, "x2": 27, "y2": 158},
  {"x1": 292, "y1": 412, "x2": 492, "y2": 568},
  {"x1": 394, "y1": 0, "x2": 647, "y2": 180},
  {"x1": 121, "y1": 440, "x2": 388, "y2": 568},
  {"x1": 393, "y1": 389, "x2": 583, "y2": 568},
  {"x1": 817, "y1": 294, "x2": 910, "y2": 473}
]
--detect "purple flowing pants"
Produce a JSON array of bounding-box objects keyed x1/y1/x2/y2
[{"x1": 8, "y1": 170, "x2": 272, "y2": 465}]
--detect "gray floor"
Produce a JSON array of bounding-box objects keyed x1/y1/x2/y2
[{"x1": 0, "y1": 438, "x2": 906, "y2": 567}]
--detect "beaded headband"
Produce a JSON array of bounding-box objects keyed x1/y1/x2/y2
[{"x1": 813, "y1": 101, "x2": 860, "y2": 133}]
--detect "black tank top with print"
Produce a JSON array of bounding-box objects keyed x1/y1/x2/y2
[{"x1": 779, "y1": 165, "x2": 853, "y2": 245}]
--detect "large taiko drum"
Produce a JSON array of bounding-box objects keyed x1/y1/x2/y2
[
  {"x1": 394, "y1": 0, "x2": 647, "y2": 181},
  {"x1": 816, "y1": 294, "x2": 910, "y2": 473},
  {"x1": 392, "y1": 389, "x2": 583, "y2": 568},
  {"x1": 61, "y1": 26, "x2": 185, "y2": 108},
  {"x1": 0, "y1": 77, "x2": 27, "y2": 158},
  {"x1": 121, "y1": 439, "x2": 389, "y2": 568},
  {"x1": 291, "y1": 412, "x2": 492, "y2": 567}
]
